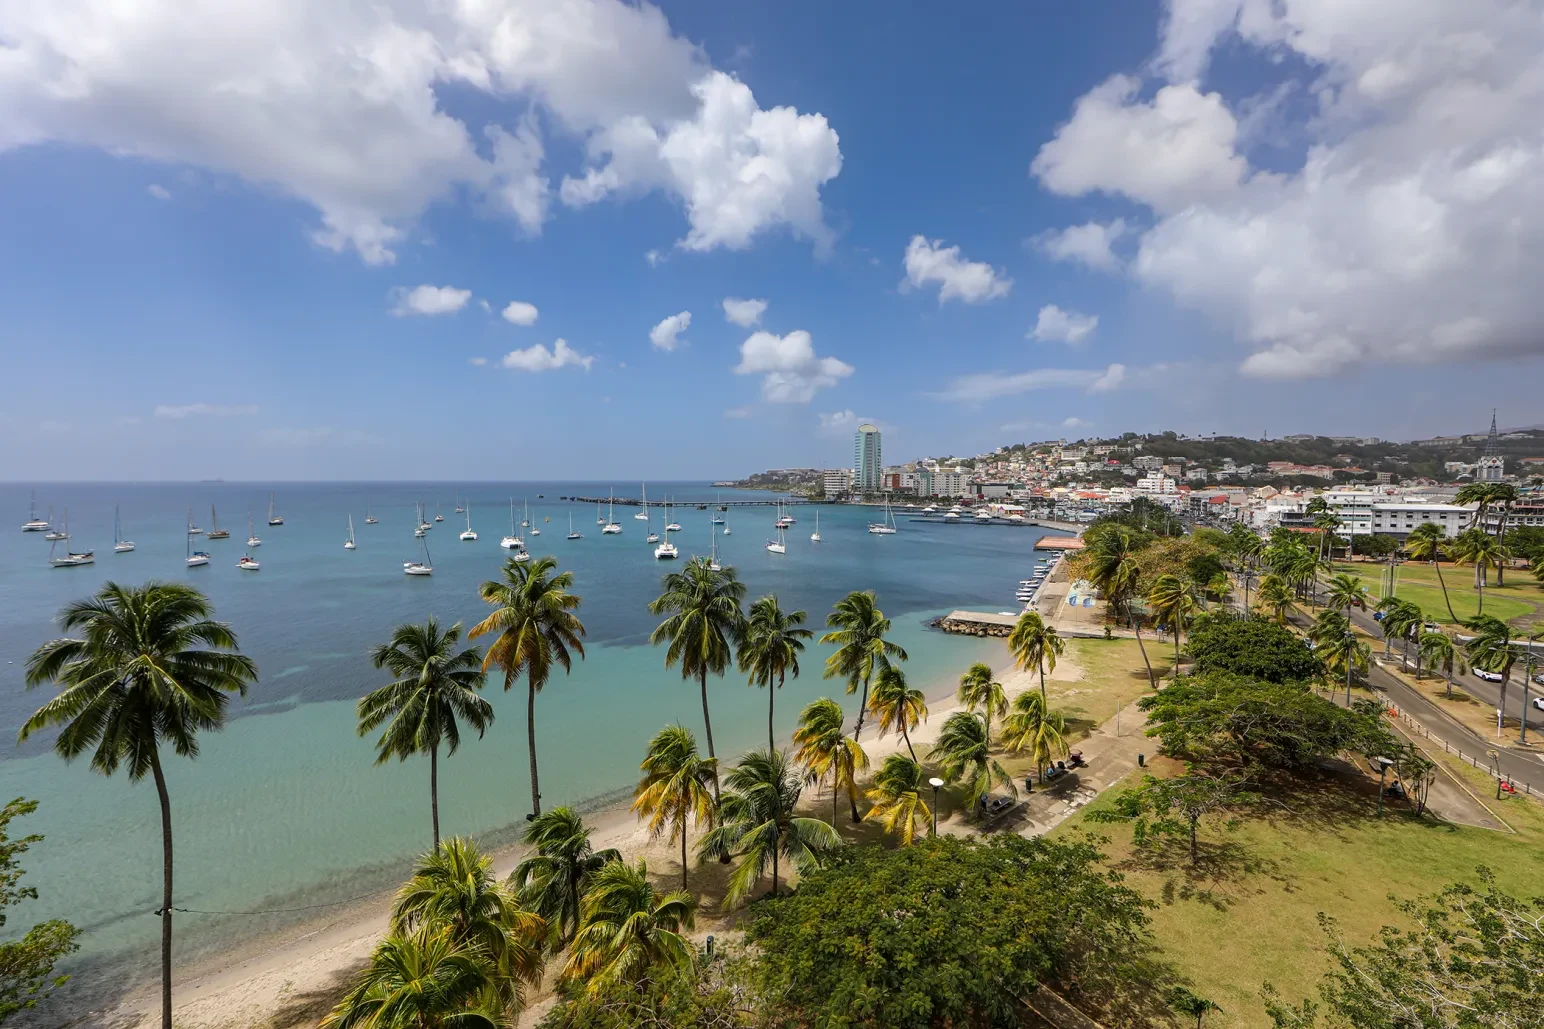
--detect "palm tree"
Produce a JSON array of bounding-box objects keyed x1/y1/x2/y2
[
  {"x1": 632, "y1": 726, "x2": 717, "y2": 891},
  {"x1": 697, "y1": 749, "x2": 841, "y2": 905},
  {"x1": 561, "y1": 859, "x2": 695, "y2": 997},
  {"x1": 1487, "y1": 483, "x2": 1519, "y2": 584},
  {"x1": 1418, "y1": 631, "x2": 1466, "y2": 700},
  {"x1": 1007, "y1": 611, "x2": 1063, "y2": 703},
  {"x1": 1000, "y1": 690, "x2": 1046, "y2": 751},
  {"x1": 1257, "y1": 574, "x2": 1294, "y2": 624},
  {"x1": 1147, "y1": 574, "x2": 1198, "y2": 664},
  {"x1": 390, "y1": 838, "x2": 545, "y2": 1015},
  {"x1": 322, "y1": 926, "x2": 501, "y2": 1029},
  {"x1": 956, "y1": 662, "x2": 1007, "y2": 742},
  {"x1": 1376, "y1": 598, "x2": 1423, "y2": 667},
  {"x1": 1020, "y1": 709, "x2": 1070, "y2": 784},
  {"x1": 1404, "y1": 523, "x2": 1458, "y2": 621},
  {"x1": 1324, "y1": 573, "x2": 1370, "y2": 614},
  {"x1": 1312, "y1": 512, "x2": 1341, "y2": 565},
  {"x1": 471, "y1": 555, "x2": 585, "y2": 819},
  {"x1": 868, "y1": 665, "x2": 928, "y2": 761},
  {"x1": 511, "y1": 807, "x2": 620, "y2": 949},
  {"x1": 1454, "y1": 481, "x2": 1494, "y2": 533},
  {"x1": 21, "y1": 581, "x2": 257, "y2": 1029},
  {"x1": 791, "y1": 697, "x2": 869, "y2": 824},
  {"x1": 864, "y1": 755, "x2": 932, "y2": 846},
  {"x1": 820, "y1": 591, "x2": 908, "y2": 742},
  {"x1": 737, "y1": 595, "x2": 811, "y2": 753},
  {"x1": 648, "y1": 557, "x2": 746, "y2": 801},
  {"x1": 1323, "y1": 632, "x2": 1371, "y2": 697},
  {"x1": 930, "y1": 712, "x2": 1015, "y2": 817},
  {"x1": 1463, "y1": 615, "x2": 1519, "y2": 725},
  {"x1": 1451, "y1": 529, "x2": 1509, "y2": 613},
  {"x1": 359, "y1": 619, "x2": 494, "y2": 848},
  {"x1": 1082, "y1": 524, "x2": 1143, "y2": 615}
]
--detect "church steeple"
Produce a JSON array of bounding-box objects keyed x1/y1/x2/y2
[
  {"x1": 1484, "y1": 409, "x2": 1499, "y2": 456},
  {"x1": 1476, "y1": 409, "x2": 1504, "y2": 481}
]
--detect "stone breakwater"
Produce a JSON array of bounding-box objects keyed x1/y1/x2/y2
[{"x1": 931, "y1": 610, "x2": 1018, "y2": 637}]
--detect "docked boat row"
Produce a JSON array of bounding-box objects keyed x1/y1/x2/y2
[{"x1": 1012, "y1": 556, "x2": 1059, "y2": 606}]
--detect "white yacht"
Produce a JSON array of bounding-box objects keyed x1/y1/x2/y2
[
  {"x1": 596, "y1": 501, "x2": 606, "y2": 526},
  {"x1": 528, "y1": 501, "x2": 541, "y2": 536},
  {"x1": 238, "y1": 554, "x2": 261, "y2": 571},
  {"x1": 602, "y1": 491, "x2": 622, "y2": 534},
  {"x1": 868, "y1": 496, "x2": 897, "y2": 535},
  {"x1": 522, "y1": 502, "x2": 531, "y2": 529},
  {"x1": 114, "y1": 506, "x2": 135, "y2": 553},
  {"x1": 454, "y1": 494, "x2": 464, "y2": 515},
  {"x1": 774, "y1": 500, "x2": 794, "y2": 529},
  {"x1": 247, "y1": 510, "x2": 262, "y2": 548},
  {"x1": 664, "y1": 496, "x2": 681, "y2": 533},
  {"x1": 766, "y1": 522, "x2": 786, "y2": 555},
  {"x1": 708, "y1": 523, "x2": 721, "y2": 571},
  {"x1": 268, "y1": 492, "x2": 284, "y2": 526},
  {"x1": 185, "y1": 530, "x2": 210, "y2": 567},
  {"x1": 501, "y1": 499, "x2": 524, "y2": 550},
  {"x1": 567, "y1": 511, "x2": 583, "y2": 540},
  {"x1": 434, "y1": 502, "x2": 444, "y2": 523},
  {"x1": 345, "y1": 515, "x2": 357, "y2": 550},
  {"x1": 43, "y1": 505, "x2": 68, "y2": 541},
  {"x1": 810, "y1": 510, "x2": 822, "y2": 543},
  {"x1": 48, "y1": 510, "x2": 93, "y2": 566},
  {"x1": 404, "y1": 534, "x2": 432, "y2": 575},
  {"x1": 635, "y1": 483, "x2": 651, "y2": 520},
  {"x1": 644, "y1": 493, "x2": 660, "y2": 544},
  {"x1": 207, "y1": 505, "x2": 230, "y2": 539},
  {"x1": 459, "y1": 504, "x2": 478, "y2": 541},
  {"x1": 721, "y1": 522, "x2": 731, "y2": 536},
  {"x1": 186, "y1": 507, "x2": 202, "y2": 536},
  {"x1": 21, "y1": 492, "x2": 49, "y2": 532},
  {"x1": 654, "y1": 536, "x2": 678, "y2": 559},
  {"x1": 365, "y1": 502, "x2": 377, "y2": 525}
]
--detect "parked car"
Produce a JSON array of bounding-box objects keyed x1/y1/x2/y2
[
  {"x1": 1533, "y1": 671, "x2": 1544, "y2": 686},
  {"x1": 1475, "y1": 669, "x2": 1504, "y2": 683},
  {"x1": 1532, "y1": 697, "x2": 1544, "y2": 712}
]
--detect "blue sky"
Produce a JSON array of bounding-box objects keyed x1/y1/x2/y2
[{"x1": 2, "y1": 0, "x2": 1541, "y2": 480}]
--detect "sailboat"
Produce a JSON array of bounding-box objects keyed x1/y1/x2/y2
[
  {"x1": 44, "y1": 506, "x2": 69, "y2": 540},
  {"x1": 206, "y1": 505, "x2": 230, "y2": 539},
  {"x1": 418, "y1": 502, "x2": 432, "y2": 532},
  {"x1": 722, "y1": 520, "x2": 731, "y2": 536},
  {"x1": 635, "y1": 483, "x2": 650, "y2": 520},
  {"x1": 247, "y1": 510, "x2": 262, "y2": 547},
  {"x1": 708, "y1": 522, "x2": 721, "y2": 571},
  {"x1": 522, "y1": 503, "x2": 531, "y2": 528},
  {"x1": 596, "y1": 501, "x2": 606, "y2": 526},
  {"x1": 766, "y1": 520, "x2": 786, "y2": 555},
  {"x1": 455, "y1": 493, "x2": 464, "y2": 514},
  {"x1": 345, "y1": 515, "x2": 357, "y2": 550},
  {"x1": 868, "y1": 495, "x2": 897, "y2": 535},
  {"x1": 810, "y1": 510, "x2": 822, "y2": 543},
  {"x1": 774, "y1": 499, "x2": 794, "y2": 528},
  {"x1": 567, "y1": 511, "x2": 583, "y2": 540},
  {"x1": 48, "y1": 510, "x2": 93, "y2": 566},
  {"x1": 459, "y1": 504, "x2": 478, "y2": 541},
  {"x1": 268, "y1": 491, "x2": 283, "y2": 526},
  {"x1": 404, "y1": 532, "x2": 432, "y2": 575},
  {"x1": 114, "y1": 506, "x2": 136, "y2": 553},
  {"x1": 645, "y1": 495, "x2": 660, "y2": 544},
  {"x1": 711, "y1": 492, "x2": 725, "y2": 523},
  {"x1": 186, "y1": 507, "x2": 203, "y2": 536},
  {"x1": 529, "y1": 501, "x2": 540, "y2": 535},
  {"x1": 365, "y1": 501, "x2": 377, "y2": 525},
  {"x1": 186, "y1": 526, "x2": 210, "y2": 567},
  {"x1": 501, "y1": 499, "x2": 523, "y2": 550},
  {"x1": 664, "y1": 496, "x2": 681, "y2": 532},
  {"x1": 21, "y1": 491, "x2": 49, "y2": 532},
  {"x1": 602, "y1": 490, "x2": 622, "y2": 534}
]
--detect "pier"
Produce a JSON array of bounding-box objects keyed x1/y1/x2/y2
[{"x1": 562, "y1": 496, "x2": 833, "y2": 508}]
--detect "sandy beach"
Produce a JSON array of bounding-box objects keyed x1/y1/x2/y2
[{"x1": 91, "y1": 624, "x2": 1095, "y2": 1029}]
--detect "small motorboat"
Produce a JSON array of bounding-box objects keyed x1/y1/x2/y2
[{"x1": 238, "y1": 555, "x2": 260, "y2": 571}]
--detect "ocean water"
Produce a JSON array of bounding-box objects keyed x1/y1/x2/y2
[{"x1": 0, "y1": 482, "x2": 1050, "y2": 985}]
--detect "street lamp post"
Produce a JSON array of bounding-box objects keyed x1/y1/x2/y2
[
  {"x1": 928, "y1": 776, "x2": 944, "y2": 837},
  {"x1": 1520, "y1": 630, "x2": 1544, "y2": 745}
]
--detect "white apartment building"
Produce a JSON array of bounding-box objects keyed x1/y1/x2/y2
[
  {"x1": 822, "y1": 468, "x2": 853, "y2": 496},
  {"x1": 932, "y1": 470, "x2": 972, "y2": 497},
  {"x1": 1135, "y1": 470, "x2": 1177, "y2": 495},
  {"x1": 1325, "y1": 490, "x2": 1379, "y2": 535},
  {"x1": 1368, "y1": 503, "x2": 1476, "y2": 537}
]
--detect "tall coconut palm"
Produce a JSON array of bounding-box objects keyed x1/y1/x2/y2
[
  {"x1": 471, "y1": 555, "x2": 585, "y2": 819},
  {"x1": 956, "y1": 662, "x2": 1007, "y2": 743},
  {"x1": 868, "y1": 665, "x2": 928, "y2": 762},
  {"x1": 1418, "y1": 631, "x2": 1466, "y2": 700},
  {"x1": 999, "y1": 689, "x2": 1047, "y2": 754},
  {"x1": 1257, "y1": 574, "x2": 1294, "y2": 624},
  {"x1": 1376, "y1": 598, "x2": 1423, "y2": 666},
  {"x1": 1147, "y1": 574, "x2": 1198, "y2": 664},
  {"x1": 391, "y1": 838, "x2": 545, "y2": 1015},
  {"x1": 359, "y1": 619, "x2": 494, "y2": 848},
  {"x1": 1082, "y1": 524, "x2": 1143, "y2": 615},
  {"x1": 1323, "y1": 633, "x2": 1371, "y2": 698},
  {"x1": 820, "y1": 591, "x2": 908, "y2": 742},
  {"x1": 21, "y1": 581, "x2": 257, "y2": 1029},
  {"x1": 930, "y1": 712, "x2": 1015, "y2": 817},
  {"x1": 1463, "y1": 615, "x2": 1519, "y2": 725},
  {"x1": 632, "y1": 726, "x2": 717, "y2": 891},
  {"x1": 697, "y1": 749, "x2": 841, "y2": 905},
  {"x1": 1324, "y1": 573, "x2": 1370, "y2": 614},
  {"x1": 511, "y1": 807, "x2": 620, "y2": 950},
  {"x1": 1312, "y1": 512, "x2": 1341, "y2": 565},
  {"x1": 648, "y1": 557, "x2": 746, "y2": 801},
  {"x1": 1404, "y1": 523, "x2": 1458, "y2": 621},
  {"x1": 1454, "y1": 481, "x2": 1494, "y2": 533},
  {"x1": 1018, "y1": 709, "x2": 1070, "y2": 784},
  {"x1": 863, "y1": 755, "x2": 932, "y2": 846},
  {"x1": 1487, "y1": 483, "x2": 1519, "y2": 584},
  {"x1": 791, "y1": 697, "x2": 869, "y2": 824},
  {"x1": 561, "y1": 859, "x2": 696, "y2": 998},
  {"x1": 322, "y1": 926, "x2": 501, "y2": 1029},
  {"x1": 1451, "y1": 529, "x2": 1509, "y2": 613},
  {"x1": 1007, "y1": 611, "x2": 1063, "y2": 704},
  {"x1": 737, "y1": 595, "x2": 811, "y2": 753}
]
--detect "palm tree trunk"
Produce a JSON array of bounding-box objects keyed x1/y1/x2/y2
[
  {"x1": 852, "y1": 673, "x2": 870, "y2": 742},
  {"x1": 831, "y1": 779, "x2": 838, "y2": 828},
  {"x1": 902, "y1": 724, "x2": 917, "y2": 762},
  {"x1": 1038, "y1": 655, "x2": 1047, "y2": 704},
  {"x1": 769, "y1": 671, "x2": 782, "y2": 754},
  {"x1": 150, "y1": 748, "x2": 174, "y2": 1029},
  {"x1": 430, "y1": 741, "x2": 440, "y2": 849},
  {"x1": 527, "y1": 680, "x2": 541, "y2": 817},
  {"x1": 1445, "y1": 665, "x2": 1453, "y2": 700},
  {"x1": 771, "y1": 838, "x2": 779, "y2": 897},
  {"x1": 699, "y1": 669, "x2": 720, "y2": 804},
  {"x1": 1432, "y1": 560, "x2": 1458, "y2": 622},
  {"x1": 849, "y1": 778, "x2": 861, "y2": 824},
  {"x1": 1134, "y1": 625, "x2": 1158, "y2": 690},
  {"x1": 680, "y1": 803, "x2": 689, "y2": 892}
]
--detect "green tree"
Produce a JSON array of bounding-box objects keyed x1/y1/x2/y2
[
  {"x1": 1419, "y1": 631, "x2": 1467, "y2": 699},
  {"x1": 20, "y1": 581, "x2": 256, "y2": 1029},
  {"x1": 863, "y1": 755, "x2": 934, "y2": 846},
  {"x1": 359, "y1": 618, "x2": 494, "y2": 848},
  {"x1": 1185, "y1": 619, "x2": 1323, "y2": 683},
  {"x1": 322, "y1": 926, "x2": 503, "y2": 1029},
  {"x1": 0, "y1": 799, "x2": 79, "y2": 1025},
  {"x1": 736, "y1": 595, "x2": 811, "y2": 753},
  {"x1": 1081, "y1": 523, "x2": 1145, "y2": 615},
  {"x1": 931, "y1": 712, "x2": 1016, "y2": 817},
  {"x1": 562, "y1": 859, "x2": 696, "y2": 998},
  {"x1": 955, "y1": 662, "x2": 1007, "y2": 743},
  {"x1": 390, "y1": 838, "x2": 546, "y2": 1016},
  {"x1": 1090, "y1": 770, "x2": 1257, "y2": 864},
  {"x1": 867, "y1": 665, "x2": 928, "y2": 762},
  {"x1": 1167, "y1": 986, "x2": 1222, "y2": 1029},
  {"x1": 647, "y1": 557, "x2": 746, "y2": 803},
  {"x1": 1463, "y1": 615, "x2": 1520, "y2": 727},
  {"x1": 512, "y1": 808, "x2": 620, "y2": 950},
  {"x1": 1324, "y1": 573, "x2": 1370, "y2": 613},
  {"x1": 1376, "y1": 597, "x2": 1423, "y2": 666},
  {"x1": 698, "y1": 750, "x2": 841, "y2": 905},
  {"x1": 632, "y1": 726, "x2": 717, "y2": 891},
  {"x1": 819, "y1": 591, "x2": 908, "y2": 742},
  {"x1": 1404, "y1": 523, "x2": 1458, "y2": 621},
  {"x1": 791, "y1": 698, "x2": 869, "y2": 825},
  {"x1": 1148, "y1": 573, "x2": 1199, "y2": 664},
  {"x1": 471, "y1": 555, "x2": 586, "y2": 818},
  {"x1": 1007, "y1": 610, "x2": 1064, "y2": 704},
  {"x1": 1000, "y1": 689, "x2": 1047, "y2": 753},
  {"x1": 1016, "y1": 709, "x2": 1070, "y2": 784},
  {"x1": 1451, "y1": 528, "x2": 1509, "y2": 612},
  {"x1": 1257, "y1": 573, "x2": 1295, "y2": 624}
]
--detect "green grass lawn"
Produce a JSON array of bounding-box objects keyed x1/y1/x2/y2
[
  {"x1": 1052, "y1": 761, "x2": 1544, "y2": 1028},
  {"x1": 1331, "y1": 559, "x2": 1542, "y2": 627}
]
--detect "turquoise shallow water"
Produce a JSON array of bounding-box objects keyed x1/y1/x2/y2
[{"x1": 0, "y1": 482, "x2": 1050, "y2": 985}]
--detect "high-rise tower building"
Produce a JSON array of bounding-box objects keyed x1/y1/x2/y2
[{"x1": 853, "y1": 424, "x2": 883, "y2": 493}]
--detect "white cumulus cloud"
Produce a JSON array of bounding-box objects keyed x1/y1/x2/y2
[
  {"x1": 500, "y1": 339, "x2": 594, "y2": 373},
  {"x1": 391, "y1": 285, "x2": 473, "y2": 317},
  {"x1": 902, "y1": 236, "x2": 1012, "y2": 304},
  {"x1": 153, "y1": 403, "x2": 260, "y2": 419},
  {"x1": 146, "y1": 183, "x2": 171, "y2": 200},
  {"x1": 501, "y1": 301, "x2": 539, "y2": 326},
  {"x1": 1031, "y1": 305, "x2": 1100, "y2": 345},
  {"x1": 722, "y1": 297, "x2": 767, "y2": 327},
  {"x1": 933, "y1": 364, "x2": 1127, "y2": 403},
  {"x1": 649, "y1": 311, "x2": 691, "y2": 351},
  {"x1": 1035, "y1": 219, "x2": 1127, "y2": 271},
  {"x1": 734, "y1": 329, "x2": 853, "y2": 403}
]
